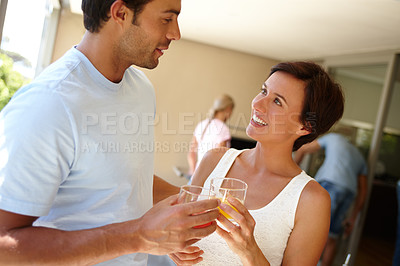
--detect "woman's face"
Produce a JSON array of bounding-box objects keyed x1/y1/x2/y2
[{"x1": 246, "y1": 71, "x2": 309, "y2": 144}]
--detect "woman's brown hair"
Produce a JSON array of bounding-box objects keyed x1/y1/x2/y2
[{"x1": 270, "y1": 62, "x2": 344, "y2": 151}]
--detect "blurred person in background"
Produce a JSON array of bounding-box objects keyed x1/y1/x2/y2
[
  {"x1": 295, "y1": 132, "x2": 368, "y2": 266},
  {"x1": 187, "y1": 94, "x2": 234, "y2": 180}
]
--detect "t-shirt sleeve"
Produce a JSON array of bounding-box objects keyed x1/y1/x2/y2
[
  {"x1": 193, "y1": 120, "x2": 205, "y2": 141},
  {"x1": 317, "y1": 134, "x2": 328, "y2": 149},
  {"x1": 0, "y1": 88, "x2": 75, "y2": 216}
]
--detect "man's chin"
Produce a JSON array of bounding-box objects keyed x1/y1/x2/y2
[
  {"x1": 147, "y1": 63, "x2": 159, "y2": 70},
  {"x1": 137, "y1": 59, "x2": 159, "y2": 70}
]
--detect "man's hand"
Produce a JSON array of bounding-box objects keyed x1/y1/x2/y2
[
  {"x1": 343, "y1": 217, "x2": 356, "y2": 238},
  {"x1": 137, "y1": 194, "x2": 220, "y2": 255}
]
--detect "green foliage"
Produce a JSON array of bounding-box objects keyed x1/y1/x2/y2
[{"x1": 0, "y1": 53, "x2": 30, "y2": 110}]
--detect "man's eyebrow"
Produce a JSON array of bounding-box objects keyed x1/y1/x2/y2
[
  {"x1": 274, "y1": 92, "x2": 288, "y2": 105},
  {"x1": 164, "y1": 9, "x2": 180, "y2": 16}
]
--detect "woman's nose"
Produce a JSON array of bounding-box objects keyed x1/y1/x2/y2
[{"x1": 252, "y1": 95, "x2": 268, "y2": 112}]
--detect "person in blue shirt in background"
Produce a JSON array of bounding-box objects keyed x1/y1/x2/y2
[{"x1": 295, "y1": 132, "x2": 368, "y2": 266}]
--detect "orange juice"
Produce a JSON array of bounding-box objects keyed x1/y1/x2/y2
[
  {"x1": 217, "y1": 198, "x2": 242, "y2": 220},
  {"x1": 210, "y1": 178, "x2": 248, "y2": 221}
]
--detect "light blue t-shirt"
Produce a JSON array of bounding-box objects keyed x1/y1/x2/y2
[
  {"x1": 0, "y1": 48, "x2": 156, "y2": 265},
  {"x1": 315, "y1": 133, "x2": 368, "y2": 194}
]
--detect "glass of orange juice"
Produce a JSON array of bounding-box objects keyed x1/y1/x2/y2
[
  {"x1": 210, "y1": 178, "x2": 248, "y2": 223},
  {"x1": 178, "y1": 185, "x2": 216, "y2": 228}
]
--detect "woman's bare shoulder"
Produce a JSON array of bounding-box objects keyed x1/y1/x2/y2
[
  {"x1": 190, "y1": 147, "x2": 229, "y2": 186},
  {"x1": 205, "y1": 147, "x2": 230, "y2": 160},
  {"x1": 302, "y1": 180, "x2": 330, "y2": 202},
  {"x1": 297, "y1": 180, "x2": 330, "y2": 216},
  {"x1": 285, "y1": 179, "x2": 330, "y2": 265}
]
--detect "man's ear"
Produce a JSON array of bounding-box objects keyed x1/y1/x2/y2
[{"x1": 110, "y1": 0, "x2": 129, "y2": 26}]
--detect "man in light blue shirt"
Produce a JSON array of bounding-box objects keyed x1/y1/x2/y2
[
  {"x1": 0, "y1": 0, "x2": 220, "y2": 265},
  {"x1": 295, "y1": 133, "x2": 368, "y2": 266}
]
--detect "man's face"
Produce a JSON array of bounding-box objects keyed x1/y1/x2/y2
[{"x1": 118, "y1": 0, "x2": 181, "y2": 69}]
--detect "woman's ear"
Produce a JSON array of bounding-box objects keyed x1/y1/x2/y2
[{"x1": 296, "y1": 123, "x2": 312, "y2": 136}]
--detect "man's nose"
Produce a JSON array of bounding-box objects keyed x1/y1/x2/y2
[{"x1": 167, "y1": 21, "x2": 181, "y2": 41}]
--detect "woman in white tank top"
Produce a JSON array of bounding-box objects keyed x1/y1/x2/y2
[{"x1": 169, "y1": 62, "x2": 345, "y2": 266}]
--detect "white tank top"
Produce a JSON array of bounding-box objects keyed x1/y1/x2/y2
[{"x1": 197, "y1": 148, "x2": 314, "y2": 266}]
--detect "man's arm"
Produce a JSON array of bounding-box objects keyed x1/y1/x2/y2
[
  {"x1": 153, "y1": 175, "x2": 180, "y2": 204},
  {"x1": 294, "y1": 139, "x2": 322, "y2": 165},
  {"x1": 0, "y1": 195, "x2": 219, "y2": 265},
  {"x1": 0, "y1": 209, "x2": 134, "y2": 265},
  {"x1": 343, "y1": 174, "x2": 368, "y2": 236}
]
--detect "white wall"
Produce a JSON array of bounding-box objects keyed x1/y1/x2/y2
[
  {"x1": 51, "y1": 11, "x2": 278, "y2": 186},
  {"x1": 140, "y1": 40, "x2": 278, "y2": 185},
  {"x1": 338, "y1": 75, "x2": 383, "y2": 125},
  {"x1": 336, "y1": 69, "x2": 400, "y2": 133},
  {"x1": 52, "y1": 9, "x2": 85, "y2": 62}
]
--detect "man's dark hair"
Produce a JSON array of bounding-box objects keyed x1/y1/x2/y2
[
  {"x1": 269, "y1": 62, "x2": 344, "y2": 151},
  {"x1": 81, "y1": 0, "x2": 153, "y2": 33}
]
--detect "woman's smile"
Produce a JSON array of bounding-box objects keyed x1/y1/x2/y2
[{"x1": 251, "y1": 113, "x2": 268, "y2": 127}]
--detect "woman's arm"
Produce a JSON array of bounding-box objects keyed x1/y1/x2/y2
[
  {"x1": 187, "y1": 136, "x2": 198, "y2": 175},
  {"x1": 282, "y1": 181, "x2": 330, "y2": 265},
  {"x1": 190, "y1": 147, "x2": 228, "y2": 186},
  {"x1": 209, "y1": 180, "x2": 330, "y2": 266}
]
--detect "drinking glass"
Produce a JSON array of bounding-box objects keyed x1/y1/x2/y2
[
  {"x1": 178, "y1": 185, "x2": 216, "y2": 228},
  {"x1": 210, "y1": 178, "x2": 248, "y2": 222}
]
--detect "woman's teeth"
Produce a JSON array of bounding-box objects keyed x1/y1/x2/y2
[{"x1": 252, "y1": 114, "x2": 268, "y2": 126}]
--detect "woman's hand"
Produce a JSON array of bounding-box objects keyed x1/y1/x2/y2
[
  {"x1": 216, "y1": 197, "x2": 270, "y2": 266},
  {"x1": 169, "y1": 246, "x2": 205, "y2": 265}
]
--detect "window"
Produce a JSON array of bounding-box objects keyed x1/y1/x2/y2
[
  {"x1": 0, "y1": 0, "x2": 60, "y2": 110},
  {"x1": 1, "y1": 0, "x2": 48, "y2": 79}
]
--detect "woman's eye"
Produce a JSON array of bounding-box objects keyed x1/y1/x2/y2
[
  {"x1": 274, "y1": 98, "x2": 282, "y2": 106},
  {"x1": 163, "y1": 18, "x2": 172, "y2": 23},
  {"x1": 260, "y1": 88, "x2": 268, "y2": 95}
]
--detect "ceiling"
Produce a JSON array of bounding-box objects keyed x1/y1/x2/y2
[{"x1": 68, "y1": 0, "x2": 400, "y2": 61}]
